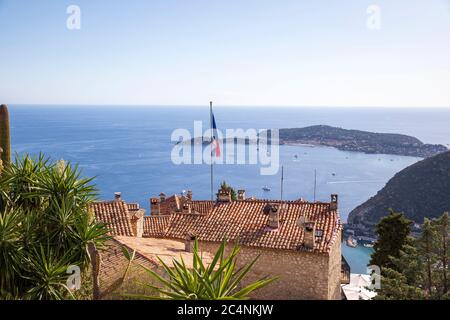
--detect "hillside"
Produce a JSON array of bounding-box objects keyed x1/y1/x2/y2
[
  {"x1": 347, "y1": 151, "x2": 450, "y2": 236},
  {"x1": 277, "y1": 125, "x2": 447, "y2": 157}
]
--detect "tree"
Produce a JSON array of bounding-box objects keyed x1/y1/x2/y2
[
  {"x1": 432, "y1": 212, "x2": 449, "y2": 297},
  {"x1": 417, "y1": 218, "x2": 437, "y2": 297},
  {"x1": 123, "y1": 239, "x2": 277, "y2": 300},
  {"x1": 220, "y1": 181, "x2": 237, "y2": 201},
  {"x1": 390, "y1": 244, "x2": 423, "y2": 287},
  {"x1": 0, "y1": 154, "x2": 109, "y2": 299},
  {"x1": 375, "y1": 244, "x2": 424, "y2": 300},
  {"x1": 370, "y1": 210, "x2": 413, "y2": 270},
  {"x1": 374, "y1": 267, "x2": 424, "y2": 300},
  {"x1": 374, "y1": 212, "x2": 450, "y2": 300}
]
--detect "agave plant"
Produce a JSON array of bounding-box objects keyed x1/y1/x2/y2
[
  {"x1": 0, "y1": 154, "x2": 109, "y2": 300},
  {"x1": 124, "y1": 239, "x2": 276, "y2": 300}
]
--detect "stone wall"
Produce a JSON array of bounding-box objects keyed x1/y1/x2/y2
[
  {"x1": 98, "y1": 236, "x2": 342, "y2": 300},
  {"x1": 326, "y1": 229, "x2": 342, "y2": 300},
  {"x1": 97, "y1": 239, "x2": 161, "y2": 299},
  {"x1": 198, "y1": 241, "x2": 337, "y2": 300}
]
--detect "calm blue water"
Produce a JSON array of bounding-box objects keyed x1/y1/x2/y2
[{"x1": 9, "y1": 105, "x2": 450, "y2": 273}]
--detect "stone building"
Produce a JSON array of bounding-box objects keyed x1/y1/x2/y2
[{"x1": 91, "y1": 188, "x2": 348, "y2": 300}]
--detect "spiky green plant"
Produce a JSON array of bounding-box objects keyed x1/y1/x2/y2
[
  {"x1": 0, "y1": 154, "x2": 109, "y2": 300},
  {"x1": 123, "y1": 239, "x2": 277, "y2": 300},
  {"x1": 0, "y1": 104, "x2": 11, "y2": 166}
]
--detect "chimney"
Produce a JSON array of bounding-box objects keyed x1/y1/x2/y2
[
  {"x1": 186, "y1": 190, "x2": 193, "y2": 201},
  {"x1": 184, "y1": 233, "x2": 196, "y2": 253},
  {"x1": 181, "y1": 203, "x2": 192, "y2": 214},
  {"x1": 303, "y1": 221, "x2": 316, "y2": 249},
  {"x1": 237, "y1": 189, "x2": 246, "y2": 200},
  {"x1": 217, "y1": 189, "x2": 232, "y2": 202},
  {"x1": 330, "y1": 194, "x2": 338, "y2": 210},
  {"x1": 129, "y1": 209, "x2": 145, "y2": 237},
  {"x1": 159, "y1": 192, "x2": 166, "y2": 202},
  {"x1": 150, "y1": 198, "x2": 161, "y2": 216},
  {"x1": 267, "y1": 204, "x2": 279, "y2": 229},
  {"x1": 114, "y1": 192, "x2": 122, "y2": 201}
]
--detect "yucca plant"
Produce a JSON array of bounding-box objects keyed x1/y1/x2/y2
[
  {"x1": 22, "y1": 245, "x2": 77, "y2": 300},
  {"x1": 124, "y1": 239, "x2": 277, "y2": 300},
  {"x1": 0, "y1": 154, "x2": 109, "y2": 300},
  {"x1": 0, "y1": 208, "x2": 25, "y2": 294}
]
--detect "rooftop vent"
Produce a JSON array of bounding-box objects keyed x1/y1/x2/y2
[
  {"x1": 185, "y1": 233, "x2": 196, "y2": 253},
  {"x1": 297, "y1": 216, "x2": 316, "y2": 249},
  {"x1": 182, "y1": 203, "x2": 192, "y2": 214},
  {"x1": 264, "y1": 204, "x2": 280, "y2": 229},
  {"x1": 114, "y1": 192, "x2": 122, "y2": 201},
  {"x1": 303, "y1": 221, "x2": 316, "y2": 249},
  {"x1": 150, "y1": 198, "x2": 161, "y2": 215},
  {"x1": 330, "y1": 194, "x2": 338, "y2": 210},
  {"x1": 217, "y1": 189, "x2": 232, "y2": 202}
]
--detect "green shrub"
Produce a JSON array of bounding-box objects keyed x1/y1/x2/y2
[{"x1": 0, "y1": 154, "x2": 109, "y2": 299}]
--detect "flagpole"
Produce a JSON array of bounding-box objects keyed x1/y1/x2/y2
[{"x1": 210, "y1": 101, "x2": 213, "y2": 201}]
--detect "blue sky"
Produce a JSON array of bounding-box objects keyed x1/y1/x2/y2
[{"x1": 0, "y1": 0, "x2": 449, "y2": 107}]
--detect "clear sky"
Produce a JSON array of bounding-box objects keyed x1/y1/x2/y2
[{"x1": 0, "y1": 0, "x2": 449, "y2": 107}]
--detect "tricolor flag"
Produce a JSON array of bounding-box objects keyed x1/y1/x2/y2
[{"x1": 210, "y1": 110, "x2": 221, "y2": 157}]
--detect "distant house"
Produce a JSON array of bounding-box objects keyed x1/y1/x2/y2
[
  {"x1": 341, "y1": 274, "x2": 377, "y2": 300},
  {"x1": 92, "y1": 189, "x2": 347, "y2": 300}
]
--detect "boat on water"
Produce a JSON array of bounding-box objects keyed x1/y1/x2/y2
[
  {"x1": 262, "y1": 186, "x2": 271, "y2": 192},
  {"x1": 363, "y1": 243, "x2": 374, "y2": 248},
  {"x1": 346, "y1": 235, "x2": 358, "y2": 248}
]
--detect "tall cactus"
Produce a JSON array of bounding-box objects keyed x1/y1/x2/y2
[{"x1": 0, "y1": 104, "x2": 11, "y2": 166}]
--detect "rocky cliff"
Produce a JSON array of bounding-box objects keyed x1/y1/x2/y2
[{"x1": 347, "y1": 151, "x2": 450, "y2": 236}]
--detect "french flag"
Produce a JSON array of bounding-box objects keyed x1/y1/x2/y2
[{"x1": 211, "y1": 111, "x2": 221, "y2": 157}]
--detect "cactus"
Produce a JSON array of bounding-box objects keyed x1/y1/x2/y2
[{"x1": 0, "y1": 104, "x2": 11, "y2": 166}]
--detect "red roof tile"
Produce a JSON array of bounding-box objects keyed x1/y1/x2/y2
[
  {"x1": 143, "y1": 215, "x2": 171, "y2": 237},
  {"x1": 143, "y1": 199, "x2": 341, "y2": 254},
  {"x1": 191, "y1": 200, "x2": 215, "y2": 214},
  {"x1": 91, "y1": 201, "x2": 134, "y2": 237}
]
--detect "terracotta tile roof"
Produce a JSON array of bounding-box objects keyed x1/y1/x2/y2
[
  {"x1": 91, "y1": 201, "x2": 134, "y2": 237},
  {"x1": 163, "y1": 213, "x2": 207, "y2": 239},
  {"x1": 127, "y1": 203, "x2": 140, "y2": 211},
  {"x1": 143, "y1": 215, "x2": 171, "y2": 237},
  {"x1": 143, "y1": 199, "x2": 341, "y2": 254},
  {"x1": 158, "y1": 195, "x2": 214, "y2": 215},
  {"x1": 191, "y1": 200, "x2": 215, "y2": 214}
]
